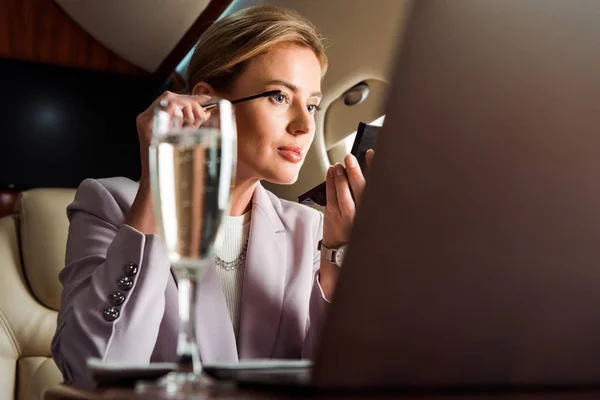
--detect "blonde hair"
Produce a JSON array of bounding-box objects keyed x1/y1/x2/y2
[{"x1": 185, "y1": 4, "x2": 328, "y2": 93}]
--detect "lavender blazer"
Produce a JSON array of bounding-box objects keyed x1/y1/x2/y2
[{"x1": 51, "y1": 177, "x2": 328, "y2": 388}]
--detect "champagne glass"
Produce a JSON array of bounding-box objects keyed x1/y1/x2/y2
[{"x1": 138, "y1": 97, "x2": 236, "y2": 395}]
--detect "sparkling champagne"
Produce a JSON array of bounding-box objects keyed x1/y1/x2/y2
[
  {"x1": 136, "y1": 99, "x2": 236, "y2": 394},
  {"x1": 149, "y1": 128, "x2": 232, "y2": 269}
]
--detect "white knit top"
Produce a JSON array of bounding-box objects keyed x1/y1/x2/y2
[{"x1": 214, "y1": 211, "x2": 251, "y2": 341}]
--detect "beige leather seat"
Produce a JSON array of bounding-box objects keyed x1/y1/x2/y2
[{"x1": 0, "y1": 188, "x2": 76, "y2": 400}]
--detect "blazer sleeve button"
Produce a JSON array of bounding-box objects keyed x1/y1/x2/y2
[
  {"x1": 123, "y1": 263, "x2": 138, "y2": 276},
  {"x1": 103, "y1": 307, "x2": 120, "y2": 322},
  {"x1": 108, "y1": 292, "x2": 126, "y2": 306},
  {"x1": 117, "y1": 276, "x2": 134, "y2": 291}
]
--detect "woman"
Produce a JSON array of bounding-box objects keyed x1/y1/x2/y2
[{"x1": 51, "y1": 4, "x2": 373, "y2": 388}]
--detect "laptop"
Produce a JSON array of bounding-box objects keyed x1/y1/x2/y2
[{"x1": 206, "y1": 0, "x2": 600, "y2": 391}]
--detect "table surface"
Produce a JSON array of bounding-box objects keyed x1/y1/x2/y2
[{"x1": 43, "y1": 381, "x2": 600, "y2": 400}]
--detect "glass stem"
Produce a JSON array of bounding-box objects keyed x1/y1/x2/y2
[{"x1": 175, "y1": 268, "x2": 201, "y2": 375}]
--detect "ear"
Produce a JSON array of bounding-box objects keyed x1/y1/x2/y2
[{"x1": 192, "y1": 82, "x2": 215, "y2": 97}]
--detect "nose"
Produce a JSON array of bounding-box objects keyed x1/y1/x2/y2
[{"x1": 287, "y1": 104, "x2": 314, "y2": 136}]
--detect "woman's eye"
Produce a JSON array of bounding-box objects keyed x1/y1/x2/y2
[
  {"x1": 307, "y1": 105, "x2": 321, "y2": 114},
  {"x1": 272, "y1": 94, "x2": 287, "y2": 104}
]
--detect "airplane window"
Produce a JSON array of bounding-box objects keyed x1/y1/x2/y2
[{"x1": 175, "y1": 46, "x2": 195, "y2": 77}]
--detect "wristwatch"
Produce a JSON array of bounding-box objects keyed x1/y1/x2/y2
[{"x1": 318, "y1": 240, "x2": 347, "y2": 268}]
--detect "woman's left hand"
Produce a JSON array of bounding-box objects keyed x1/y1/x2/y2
[{"x1": 322, "y1": 149, "x2": 375, "y2": 248}]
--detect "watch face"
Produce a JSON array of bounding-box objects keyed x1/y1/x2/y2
[{"x1": 335, "y1": 246, "x2": 347, "y2": 267}]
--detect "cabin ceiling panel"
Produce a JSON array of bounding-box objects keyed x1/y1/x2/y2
[{"x1": 54, "y1": 0, "x2": 211, "y2": 73}]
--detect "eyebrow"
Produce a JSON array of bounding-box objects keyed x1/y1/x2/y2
[{"x1": 266, "y1": 80, "x2": 323, "y2": 99}]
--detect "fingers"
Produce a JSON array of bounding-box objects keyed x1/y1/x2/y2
[
  {"x1": 344, "y1": 154, "x2": 366, "y2": 204},
  {"x1": 157, "y1": 92, "x2": 212, "y2": 116},
  {"x1": 159, "y1": 99, "x2": 184, "y2": 118},
  {"x1": 191, "y1": 94, "x2": 212, "y2": 105},
  {"x1": 366, "y1": 149, "x2": 375, "y2": 167},
  {"x1": 190, "y1": 100, "x2": 204, "y2": 117},
  {"x1": 325, "y1": 166, "x2": 338, "y2": 213},
  {"x1": 155, "y1": 92, "x2": 215, "y2": 128},
  {"x1": 191, "y1": 94, "x2": 213, "y2": 122},
  {"x1": 333, "y1": 163, "x2": 356, "y2": 216},
  {"x1": 190, "y1": 102, "x2": 207, "y2": 127},
  {"x1": 326, "y1": 154, "x2": 368, "y2": 215},
  {"x1": 181, "y1": 103, "x2": 195, "y2": 126}
]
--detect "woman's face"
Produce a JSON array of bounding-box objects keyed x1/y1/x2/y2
[{"x1": 224, "y1": 43, "x2": 323, "y2": 185}]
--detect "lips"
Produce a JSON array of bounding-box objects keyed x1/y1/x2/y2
[{"x1": 277, "y1": 145, "x2": 304, "y2": 163}]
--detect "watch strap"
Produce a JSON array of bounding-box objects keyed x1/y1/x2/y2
[{"x1": 318, "y1": 240, "x2": 340, "y2": 265}]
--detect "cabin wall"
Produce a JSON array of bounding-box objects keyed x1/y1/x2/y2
[
  {"x1": 0, "y1": 0, "x2": 149, "y2": 76},
  {"x1": 0, "y1": 58, "x2": 166, "y2": 189}
]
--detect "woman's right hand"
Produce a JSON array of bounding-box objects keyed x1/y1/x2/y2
[
  {"x1": 135, "y1": 91, "x2": 212, "y2": 180},
  {"x1": 126, "y1": 92, "x2": 211, "y2": 234}
]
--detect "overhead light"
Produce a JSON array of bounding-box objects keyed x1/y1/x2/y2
[{"x1": 342, "y1": 81, "x2": 370, "y2": 106}]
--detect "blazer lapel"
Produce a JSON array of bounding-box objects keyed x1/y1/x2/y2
[
  {"x1": 238, "y1": 183, "x2": 287, "y2": 359},
  {"x1": 195, "y1": 261, "x2": 239, "y2": 362}
]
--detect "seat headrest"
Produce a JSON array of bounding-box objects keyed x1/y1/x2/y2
[{"x1": 15, "y1": 188, "x2": 76, "y2": 311}]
